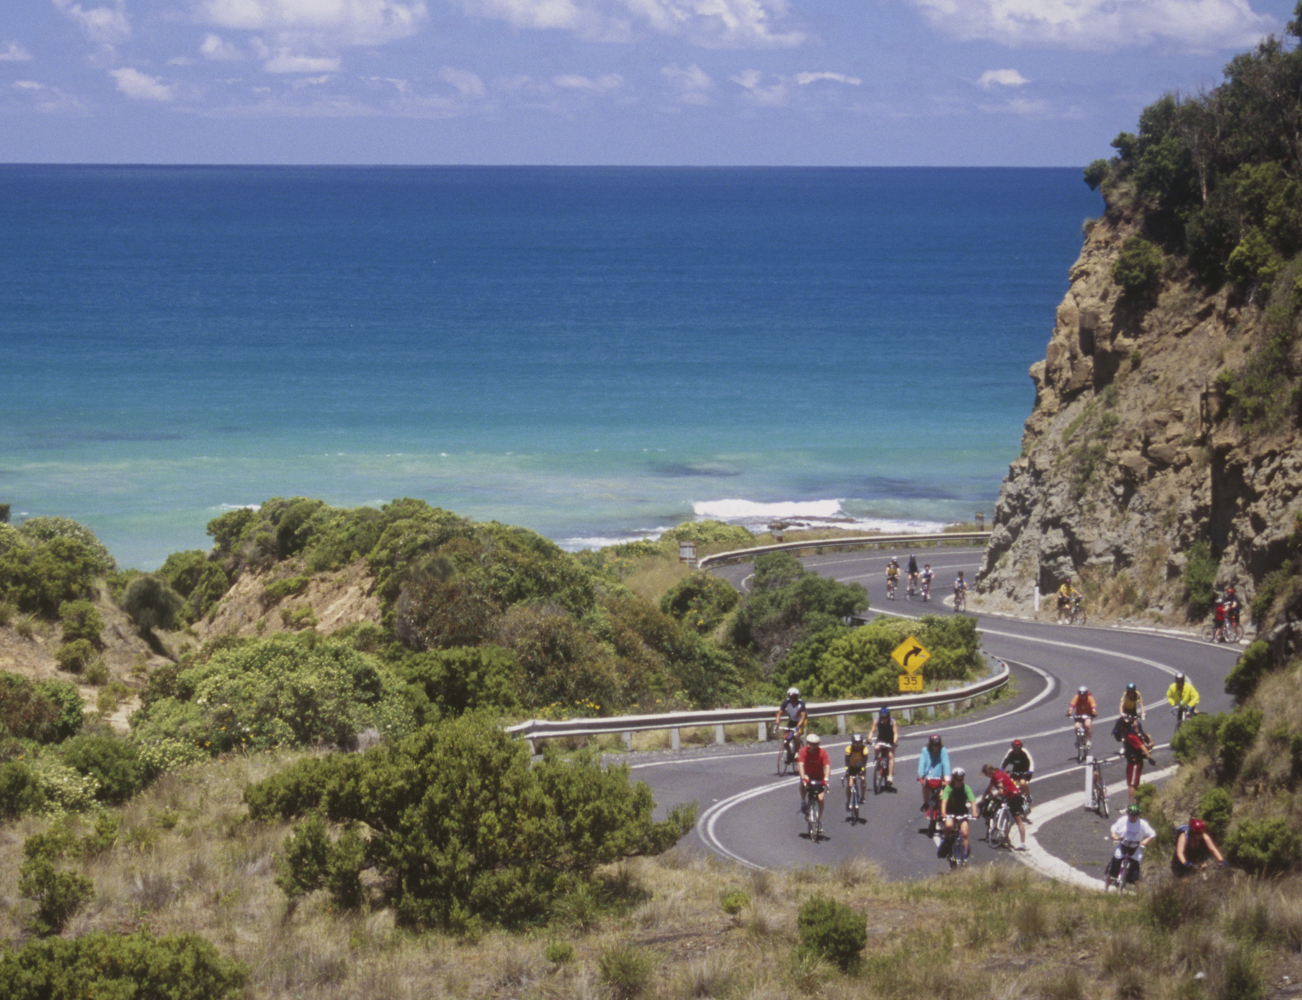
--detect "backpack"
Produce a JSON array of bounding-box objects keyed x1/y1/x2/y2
[{"x1": 1111, "y1": 717, "x2": 1127, "y2": 743}]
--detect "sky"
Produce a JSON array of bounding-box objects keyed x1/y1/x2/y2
[{"x1": 0, "y1": 0, "x2": 1297, "y2": 165}]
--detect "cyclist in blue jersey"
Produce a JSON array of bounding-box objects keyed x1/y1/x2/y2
[{"x1": 917, "y1": 733, "x2": 951, "y2": 811}]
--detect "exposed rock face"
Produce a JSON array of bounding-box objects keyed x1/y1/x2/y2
[{"x1": 976, "y1": 212, "x2": 1302, "y2": 613}]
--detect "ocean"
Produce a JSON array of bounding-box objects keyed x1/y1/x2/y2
[{"x1": 0, "y1": 166, "x2": 1101, "y2": 570}]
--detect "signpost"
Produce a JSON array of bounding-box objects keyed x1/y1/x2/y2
[{"x1": 892, "y1": 636, "x2": 930, "y2": 693}]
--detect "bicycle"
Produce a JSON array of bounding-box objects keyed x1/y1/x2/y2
[
  {"x1": 872, "y1": 743, "x2": 891, "y2": 795},
  {"x1": 923, "y1": 783, "x2": 943, "y2": 837},
  {"x1": 1090, "y1": 756, "x2": 1109, "y2": 818},
  {"x1": 804, "y1": 780, "x2": 826, "y2": 841},
  {"x1": 1104, "y1": 839, "x2": 1141, "y2": 891},
  {"x1": 776, "y1": 726, "x2": 801, "y2": 776},
  {"x1": 920, "y1": 575, "x2": 932, "y2": 601},
  {"x1": 1072, "y1": 714, "x2": 1090, "y2": 763},
  {"x1": 886, "y1": 575, "x2": 897, "y2": 600},
  {"x1": 1202, "y1": 619, "x2": 1226, "y2": 643},
  {"x1": 907, "y1": 572, "x2": 918, "y2": 598},
  {"x1": 1225, "y1": 615, "x2": 1244, "y2": 643},
  {"x1": 843, "y1": 769, "x2": 866, "y2": 824},
  {"x1": 938, "y1": 821, "x2": 970, "y2": 869},
  {"x1": 953, "y1": 587, "x2": 967, "y2": 613},
  {"x1": 1008, "y1": 770, "x2": 1033, "y2": 816},
  {"x1": 1068, "y1": 595, "x2": 1087, "y2": 625},
  {"x1": 980, "y1": 794, "x2": 1013, "y2": 848},
  {"x1": 1172, "y1": 703, "x2": 1196, "y2": 734}
]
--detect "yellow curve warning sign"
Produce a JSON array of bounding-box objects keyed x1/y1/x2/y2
[{"x1": 891, "y1": 637, "x2": 930, "y2": 675}]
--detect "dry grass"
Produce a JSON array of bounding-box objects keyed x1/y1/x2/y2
[{"x1": 2, "y1": 752, "x2": 1301, "y2": 1000}]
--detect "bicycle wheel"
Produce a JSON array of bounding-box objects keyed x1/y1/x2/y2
[
  {"x1": 849, "y1": 785, "x2": 860, "y2": 825},
  {"x1": 776, "y1": 743, "x2": 788, "y2": 776},
  {"x1": 1229, "y1": 622, "x2": 1244, "y2": 642},
  {"x1": 988, "y1": 809, "x2": 1005, "y2": 848},
  {"x1": 873, "y1": 759, "x2": 886, "y2": 795},
  {"x1": 955, "y1": 592, "x2": 966, "y2": 612},
  {"x1": 1093, "y1": 767, "x2": 1109, "y2": 817},
  {"x1": 997, "y1": 808, "x2": 1012, "y2": 847},
  {"x1": 1076, "y1": 730, "x2": 1087, "y2": 763},
  {"x1": 1202, "y1": 625, "x2": 1216, "y2": 642}
]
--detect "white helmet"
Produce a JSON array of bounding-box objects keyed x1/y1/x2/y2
[
  {"x1": 806, "y1": 734, "x2": 822, "y2": 746},
  {"x1": 787, "y1": 687, "x2": 799, "y2": 698}
]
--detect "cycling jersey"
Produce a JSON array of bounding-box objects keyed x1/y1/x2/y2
[
  {"x1": 1069, "y1": 693, "x2": 1097, "y2": 717},
  {"x1": 1001, "y1": 747, "x2": 1034, "y2": 775},
  {"x1": 941, "y1": 783, "x2": 977, "y2": 813},
  {"x1": 871, "y1": 719, "x2": 896, "y2": 745},
  {"x1": 1121, "y1": 691, "x2": 1143, "y2": 716},
  {"x1": 920, "y1": 569, "x2": 933, "y2": 583},
  {"x1": 797, "y1": 744, "x2": 830, "y2": 781},
  {"x1": 989, "y1": 768, "x2": 1019, "y2": 799},
  {"x1": 907, "y1": 557, "x2": 919, "y2": 574},
  {"x1": 917, "y1": 746, "x2": 950, "y2": 782},
  {"x1": 844, "y1": 744, "x2": 870, "y2": 768},
  {"x1": 1166, "y1": 680, "x2": 1200, "y2": 709},
  {"x1": 1112, "y1": 815, "x2": 1156, "y2": 843},
  {"x1": 886, "y1": 565, "x2": 899, "y2": 578},
  {"x1": 777, "y1": 698, "x2": 807, "y2": 727}
]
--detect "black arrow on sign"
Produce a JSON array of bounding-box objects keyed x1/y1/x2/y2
[{"x1": 903, "y1": 645, "x2": 923, "y2": 667}]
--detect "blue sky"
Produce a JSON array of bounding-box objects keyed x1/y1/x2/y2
[{"x1": 1, "y1": 0, "x2": 1296, "y2": 164}]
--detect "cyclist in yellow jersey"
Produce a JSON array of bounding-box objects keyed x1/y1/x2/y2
[
  {"x1": 1056, "y1": 577, "x2": 1080, "y2": 623},
  {"x1": 1166, "y1": 673, "x2": 1200, "y2": 712},
  {"x1": 844, "y1": 733, "x2": 870, "y2": 810}
]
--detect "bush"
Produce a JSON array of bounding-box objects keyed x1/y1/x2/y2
[
  {"x1": 1225, "y1": 817, "x2": 1302, "y2": 876},
  {"x1": 244, "y1": 714, "x2": 694, "y2": 929},
  {"x1": 1197, "y1": 787, "x2": 1234, "y2": 841},
  {"x1": 59, "y1": 733, "x2": 144, "y2": 805},
  {"x1": 17, "y1": 516, "x2": 116, "y2": 575},
  {"x1": 797, "y1": 895, "x2": 866, "y2": 971},
  {"x1": 0, "y1": 929, "x2": 246, "y2": 1000},
  {"x1": 1112, "y1": 236, "x2": 1164, "y2": 295},
  {"x1": 123, "y1": 574, "x2": 185, "y2": 632},
  {"x1": 1225, "y1": 640, "x2": 1275, "y2": 702},
  {"x1": 598, "y1": 943, "x2": 658, "y2": 1000},
  {"x1": 157, "y1": 550, "x2": 229, "y2": 622},
  {"x1": 0, "y1": 762, "x2": 45, "y2": 821},
  {"x1": 1171, "y1": 711, "x2": 1222, "y2": 763},
  {"x1": 1217, "y1": 710, "x2": 1262, "y2": 781},
  {"x1": 54, "y1": 639, "x2": 96, "y2": 674},
  {"x1": 1084, "y1": 158, "x2": 1110, "y2": 191},
  {"x1": 1182, "y1": 541, "x2": 1218, "y2": 619},
  {"x1": 659, "y1": 519, "x2": 755, "y2": 550},
  {"x1": 397, "y1": 646, "x2": 522, "y2": 724},
  {"x1": 18, "y1": 827, "x2": 95, "y2": 935},
  {"x1": 659, "y1": 572, "x2": 740, "y2": 634},
  {"x1": 0, "y1": 537, "x2": 101, "y2": 618},
  {"x1": 58, "y1": 599, "x2": 102, "y2": 645}
]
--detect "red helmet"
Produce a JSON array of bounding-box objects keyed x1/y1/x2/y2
[
  {"x1": 1011, "y1": 739, "x2": 1023, "y2": 749},
  {"x1": 1189, "y1": 818, "x2": 1207, "y2": 835}
]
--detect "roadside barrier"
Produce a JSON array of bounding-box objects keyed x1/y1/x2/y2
[{"x1": 696, "y1": 531, "x2": 991, "y2": 569}]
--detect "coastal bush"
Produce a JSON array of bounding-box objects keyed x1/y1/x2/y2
[
  {"x1": 1182, "y1": 541, "x2": 1218, "y2": 619},
  {"x1": 157, "y1": 549, "x2": 230, "y2": 622},
  {"x1": 129, "y1": 633, "x2": 415, "y2": 754},
  {"x1": 492, "y1": 602, "x2": 623, "y2": 710},
  {"x1": 0, "y1": 672, "x2": 69, "y2": 744},
  {"x1": 0, "y1": 930, "x2": 247, "y2": 1000},
  {"x1": 54, "y1": 639, "x2": 96, "y2": 674},
  {"x1": 244, "y1": 714, "x2": 694, "y2": 929},
  {"x1": 397, "y1": 646, "x2": 523, "y2": 724},
  {"x1": 1225, "y1": 640, "x2": 1276, "y2": 702},
  {"x1": 1198, "y1": 787, "x2": 1235, "y2": 841},
  {"x1": 1083, "y1": 158, "x2": 1110, "y2": 191},
  {"x1": 659, "y1": 572, "x2": 739, "y2": 634},
  {"x1": 659, "y1": 519, "x2": 755, "y2": 551},
  {"x1": 123, "y1": 574, "x2": 185, "y2": 632},
  {"x1": 797, "y1": 895, "x2": 866, "y2": 971},
  {"x1": 1217, "y1": 710, "x2": 1263, "y2": 782},
  {"x1": 1112, "y1": 237, "x2": 1164, "y2": 295},
  {"x1": 1225, "y1": 817, "x2": 1302, "y2": 876},
  {"x1": 0, "y1": 537, "x2": 101, "y2": 618},
  {"x1": 19, "y1": 826, "x2": 96, "y2": 935},
  {"x1": 59, "y1": 733, "x2": 144, "y2": 805},
  {"x1": 58, "y1": 599, "x2": 102, "y2": 646},
  {"x1": 0, "y1": 762, "x2": 45, "y2": 820},
  {"x1": 1172, "y1": 712, "x2": 1223, "y2": 763},
  {"x1": 17, "y1": 516, "x2": 116, "y2": 575}
]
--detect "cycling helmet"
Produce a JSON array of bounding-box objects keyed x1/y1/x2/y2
[
  {"x1": 928, "y1": 733, "x2": 942, "y2": 747},
  {"x1": 1174, "y1": 672, "x2": 1185, "y2": 682},
  {"x1": 951, "y1": 767, "x2": 966, "y2": 781},
  {"x1": 806, "y1": 733, "x2": 822, "y2": 746},
  {"x1": 787, "y1": 687, "x2": 799, "y2": 698},
  {"x1": 1189, "y1": 818, "x2": 1207, "y2": 834},
  {"x1": 879, "y1": 707, "x2": 891, "y2": 718},
  {"x1": 1126, "y1": 682, "x2": 1137, "y2": 692},
  {"x1": 1078, "y1": 686, "x2": 1089, "y2": 695},
  {"x1": 851, "y1": 733, "x2": 864, "y2": 746},
  {"x1": 1065, "y1": 577, "x2": 1072, "y2": 584},
  {"x1": 1011, "y1": 739, "x2": 1023, "y2": 750},
  {"x1": 1227, "y1": 586, "x2": 1236, "y2": 594},
  {"x1": 1128, "y1": 804, "x2": 1141, "y2": 817}
]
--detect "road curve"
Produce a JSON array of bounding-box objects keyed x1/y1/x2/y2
[{"x1": 632, "y1": 547, "x2": 1242, "y2": 877}]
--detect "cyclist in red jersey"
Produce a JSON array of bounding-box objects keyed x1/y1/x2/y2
[{"x1": 796, "y1": 733, "x2": 830, "y2": 816}]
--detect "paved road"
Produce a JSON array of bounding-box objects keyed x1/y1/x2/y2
[{"x1": 631, "y1": 545, "x2": 1242, "y2": 879}]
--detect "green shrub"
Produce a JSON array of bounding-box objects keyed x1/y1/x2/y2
[
  {"x1": 1226, "y1": 228, "x2": 1282, "y2": 291},
  {"x1": 1084, "y1": 159, "x2": 1110, "y2": 190},
  {"x1": 398, "y1": 646, "x2": 522, "y2": 724},
  {"x1": 796, "y1": 895, "x2": 866, "y2": 972},
  {"x1": 54, "y1": 639, "x2": 96, "y2": 674},
  {"x1": 659, "y1": 519, "x2": 755, "y2": 550},
  {"x1": 0, "y1": 537, "x2": 101, "y2": 617},
  {"x1": 17, "y1": 517, "x2": 115, "y2": 574},
  {"x1": 263, "y1": 574, "x2": 310, "y2": 605},
  {"x1": 0, "y1": 672, "x2": 60, "y2": 742},
  {"x1": 1217, "y1": 710, "x2": 1262, "y2": 781},
  {"x1": 544, "y1": 940, "x2": 575, "y2": 964},
  {"x1": 1225, "y1": 641, "x2": 1275, "y2": 702},
  {"x1": 157, "y1": 550, "x2": 229, "y2": 622},
  {"x1": 59, "y1": 733, "x2": 144, "y2": 805},
  {"x1": 1171, "y1": 711, "x2": 1222, "y2": 763},
  {"x1": 1112, "y1": 236, "x2": 1164, "y2": 295},
  {"x1": 58, "y1": 599, "x2": 102, "y2": 645},
  {"x1": 0, "y1": 929, "x2": 246, "y2": 1000},
  {"x1": 18, "y1": 827, "x2": 95, "y2": 935},
  {"x1": 720, "y1": 888, "x2": 750, "y2": 915},
  {"x1": 597, "y1": 943, "x2": 658, "y2": 1000},
  {"x1": 1182, "y1": 541, "x2": 1218, "y2": 619},
  {"x1": 1225, "y1": 817, "x2": 1302, "y2": 876},
  {"x1": 0, "y1": 762, "x2": 45, "y2": 821},
  {"x1": 123, "y1": 574, "x2": 185, "y2": 632},
  {"x1": 37, "y1": 678, "x2": 86, "y2": 742},
  {"x1": 1197, "y1": 787, "x2": 1234, "y2": 841},
  {"x1": 660, "y1": 572, "x2": 740, "y2": 634}
]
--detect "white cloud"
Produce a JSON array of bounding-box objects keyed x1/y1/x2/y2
[
  {"x1": 661, "y1": 62, "x2": 713, "y2": 103},
  {"x1": 439, "y1": 66, "x2": 486, "y2": 97},
  {"x1": 730, "y1": 68, "x2": 786, "y2": 105},
  {"x1": 200, "y1": 33, "x2": 243, "y2": 61},
  {"x1": 198, "y1": 0, "x2": 428, "y2": 48},
  {"x1": 905, "y1": 0, "x2": 1275, "y2": 53},
  {"x1": 52, "y1": 0, "x2": 131, "y2": 47},
  {"x1": 13, "y1": 80, "x2": 45, "y2": 90},
  {"x1": 795, "y1": 71, "x2": 861, "y2": 86},
  {"x1": 978, "y1": 68, "x2": 1029, "y2": 88},
  {"x1": 109, "y1": 66, "x2": 174, "y2": 101},
  {"x1": 262, "y1": 50, "x2": 341, "y2": 73},
  {"x1": 457, "y1": 0, "x2": 807, "y2": 49},
  {"x1": 553, "y1": 72, "x2": 623, "y2": 90},
  {"x1": 0, "y1": 42, "x2": 33, "y2": 62}
]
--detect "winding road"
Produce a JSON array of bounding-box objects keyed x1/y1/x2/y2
[{"x1": 630, "y1": 547, "x2": 1242, "y2": 879}]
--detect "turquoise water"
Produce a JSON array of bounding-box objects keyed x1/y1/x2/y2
[{"x1": 0, "y1": 166, "x2": 1101, "y2": 569}]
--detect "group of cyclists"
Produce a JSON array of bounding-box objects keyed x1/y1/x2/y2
[
  {"x1": 884, "y1": 556, "x2": 966, "y2": 607},
  {"x1": 776, "y1": 662, "x2": 1217, "y2": 880}
]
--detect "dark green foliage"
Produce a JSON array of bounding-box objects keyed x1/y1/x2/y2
[
  {"x1": 35, "y1": 679, "x2": 85, "y2": 742},
  {"x1": 1083, "y1": 159, "x2": 1110, "y2": 191},
  {"x1": 659, "y1": 572, "x2": 739, "y2": 634},
  {"x1": 130, "y1": 633, "x2": 415, "y2": 755},
  {"x1": 1111, "y1": 236, "x2": 1164, "y2": 295},
  {"x1": 1182, "y1": 541, "x2": 1218, "y2": 619},
  {"x1": 157, "y1": 550, "x2": 229, "y2": 622},
  {"x1": 797, "y1": 895, "x2": 866, "y2": 971},
  {"x1": 0, "y1": 537, "x2": 101, "y2": 618},
  {"x1": 1220, "y1": 946, "x2": 1265, "y2": 1000},
  {"x1": 123, "y1": 574, "x2": 185, "y2": 632},
  {"x1": 597, "y1": 943, "x2": 658, "y2": 999},
  {"x1": 59, "y1": 733, "x2": 144, "y2": 805},
  {"x1": 18, "y1": 827, "x2": 94, "y2": 936},
  {"x1": 0, "y1": 763, "x2": 44, "y2": 821},
  {"x1": 397, "y1": 646, "x2": 523, "y2": 724},
  {"x1": 0, "y1": 673, "x2": 61, "y2": 743},
  {"x1": 54, "y1": 639, "x2": 95, "y2": 674},
  {"x1": 244, "y1": 714, "x2": 693, "y2": 930},
  {"x1": 262, "y1": 574, "x2": 310, "y2": 606},
  {"x1": 494, "y1": 603, "x2": 623, "y2": 710},
  {"x1": 206, "y1": 506, "x2": 258, "y2": 555},
  {"x1": 1225, "y1": 640, "x2": 1276, "y2": 702},
  {"x1": 729, "y1": 553, "x2": 867, "y2": 669},
  {"x1": 58, "y1": 599, "x2": 102, "y2": 646},
  {"x1": 17, "y1": 516, "x2": 116, "y2": 575},
  {"x1": 1251, "y1": 567, "x2": 1294, "y2": 624},
  {"x1": 1218, "y1": 710, "x2": 1263, "y2": 781},
  {"x1": 1225, "y1": 817, "x2": 1302, "y2": 876},
  {"x1": 0, "y1": 929, "x2": 246, "y2": 999},
  {"x1": 1197, "y1": 787, "x2": 1235, "y2": 841},
  {"x1": 659, "y1": 519, "x2": 755, "y2": 549}
]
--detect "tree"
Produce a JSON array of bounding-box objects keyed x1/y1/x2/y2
[
  {"x1": 123, "y1": 574, "x2": 185, "y2": 632},
  {"x1": 1112, "y1": 237, "x2": 1165, "y2": 295}
]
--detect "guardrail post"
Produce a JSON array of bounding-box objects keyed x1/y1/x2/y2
[
  {"x1": 837, "y1": 714, "x2": 847, "y2": 734},
  {"x1": 671, "y1": 728, "x2": 681, "y2": 751},
  {"x1": 902, "y1": 708, "x2": 912, "y2": 723},
  {"x1": 758, "y1": 721, "x2": 768, "y2": 741},
  {"x1": 1084, "y1": 755, "x2": 1094, "y2": 809},
  {"x1": 715, "y1": 725, "x2": 726, "y2": 745},
  {"x1": 622, "y1": 732, "x2": 633, "y2": 751}
]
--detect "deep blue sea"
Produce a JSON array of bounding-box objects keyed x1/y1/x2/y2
[{"x1": 0, "y1": 166, "x2": 1101, "y2": 570}]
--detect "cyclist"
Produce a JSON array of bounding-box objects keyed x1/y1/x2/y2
[
  {"x1": 917, "y1": 733, "x2": 951, "y2": 812},
  {"x1": 1107, "y1": 804, "x2": 1157, "y2": 885},
  {"x1": 953, "y1": 571, "x2": 967, "y2": 608},
  {"x1": 1223, "y1": 586, "x2": 1242, "y2": 632},
  {"x1": 1120, "y1": 715, "x2": 1152, "y2": 805},
  {"x1": 1067, "y1": 685, "x2": 1098, "y2": 749},
  {"x1": 1118, "y1": 682, "x2": 1147, "y2": 740},
  {"x1": 1171, "y1": 817, "x2": 1226, "y2": 877},
  {"x1": 1211, "y1": 598, "x2": 1228, "y2": 641},
  {"x1": 844, "y1": 733, "x2": 870, "y2": 810},
  {"x1": 868, "y1": 707, "x2": 898, "y2": 788},
  {"x1": 920, "y1": 563, "x2": 934, "y2": 601},
  {"x1": 775, "y1": 687, "x2": 807, "y2": 753},
  {"x1": 906, "y1": 554, "x2": 919, "y2": 596},
  {"x1": 979, "y1": 763, "x2": 1028, "y2": 850},
  {"x1": 940, "y1": 766, "x2": 978, "y2": 863},
  {"x1": 1166, "y1": 672, "x2": 1200, "y2": 721},
  {"x1": 1000, "y1": 738, "x2": 1035, "y2": 804},
  {"x1": 797, "y1": 733, "x2": 830, "y2": 815},
  {"x1": 886, "y1": 558, "x2": 900, "y2": 599},
  {"x1": 1056, "y1": 577, "x2": 1080, "y2": 624}
]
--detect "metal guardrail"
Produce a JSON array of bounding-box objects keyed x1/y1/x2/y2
[
  {"x1": 507, "y1": 659, "x2": 1010, "y2": 753},
  {"x1": 696, "y1": 531, "x2": 992, "y2": 569}
]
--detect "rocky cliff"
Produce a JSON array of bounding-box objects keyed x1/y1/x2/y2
[{"x1": 975, "y1": 208, "x2": 1302, "y2": 621}]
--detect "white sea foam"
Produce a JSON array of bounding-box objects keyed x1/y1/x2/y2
[{"x1": 693, "y1": 498, "x2": 847, "y2": 521}]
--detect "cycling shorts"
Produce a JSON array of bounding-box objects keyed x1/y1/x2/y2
[{"x1": 845, "y1": 764, "x2": 866, "y2": 776}]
